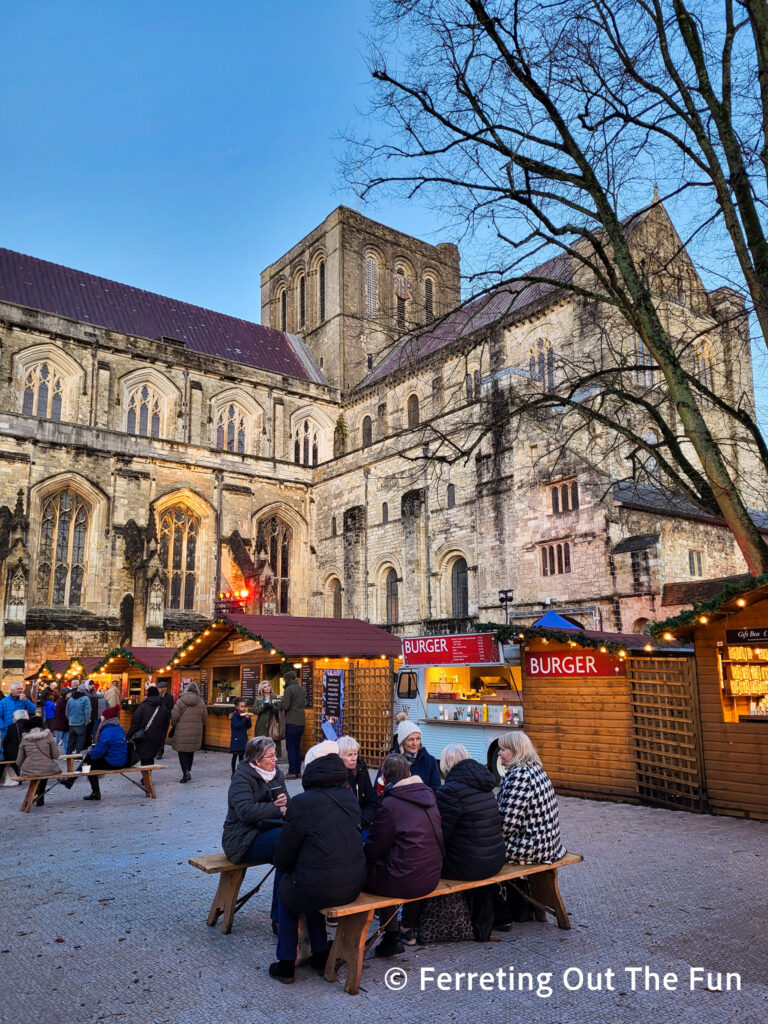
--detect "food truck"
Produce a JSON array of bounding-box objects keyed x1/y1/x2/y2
[{"x1": 394, "y1": 632, "x2": 523, "y2": 778}]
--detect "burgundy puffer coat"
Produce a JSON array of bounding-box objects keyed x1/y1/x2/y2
[{"x1": 363, "y1": 778, "x2": 443, "y2": 899}]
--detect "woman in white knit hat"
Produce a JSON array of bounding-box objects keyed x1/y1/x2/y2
[{"x1": 381, "y1": 719, "x2": 441, "y2": 792}]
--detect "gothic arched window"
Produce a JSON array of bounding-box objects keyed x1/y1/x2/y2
[
  {"x1": 529, "y1": 339, "x2": 554, "y2": 391},
  {"x1": 318, "y1": 259, "x2": 326, "y2": 323},
  {"x1": 257, "y1": 516, "x2": 292, "y2": 614},
  {"x1": 447, "y1": 484, "x2": 456, "y2": 509},
  {"x1": 158, "y1": 504, "x2": 199, "y2": 610},
  {"x1": 385, "y1": 568, "x2": 399, "y2": 624},
  {"x1": 382, "y1": 501, "x2": 389, "y2": 524},
  {"x1": 362, "y1": 416, "x2": 373, "y2": 448},
  {"x1": 330, "y1": 577, "x2": 342, "y2": 619},
  {"x1": 298, "y1": 274, "x2": 306, "y2": 330},
  {"x1": 279, "y1": 289, "x2": 287, "y2": 332},
  {"x1": 365, "y1": 255, "x2": 378, "y2": 317},
  {"x1": 22, "y1": 362, "x2": 64, "y2": 421},
  {"x1": 294, "y1": 419, "x2": 319, "y2": 466},
  {"x1": 407, "y1": 393, "x2": 420, "y2": 428},
  {"x1": 216, "y1": 403, "x2": 246, "y2": 454},
  {"x1": 126, "y1": 383, "x2": 162, "y2": 438},
  {"x1": 36, "y1": 490, "x2": 88, "y2": 607},
  {"x1": 424, "y1": 277, "x2": 435, "y2": 324},
  {"x1": 451, "y1": 557, "x2": 469, "y2": 618}
]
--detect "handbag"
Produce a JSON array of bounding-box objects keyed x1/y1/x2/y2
[
  {"x1": 131, "y1": 706, "x2": 160, "y2": 744},
  {"x1": 267, "y1": 708, "x2": 285, "y2": 742},
  {"x1": 168, "y1": 701, "x2": 190, "y2": 739},
  {"x1": 416, "y1": 892, "x2": 475, "y2": 944},
  {"x1": 125, "y1": 739, "x2": 141, "y2": 767}
]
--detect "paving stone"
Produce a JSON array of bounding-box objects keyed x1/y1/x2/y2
[{"x1": 1, "y1": 751, "x2": 766, "y2": 1024}]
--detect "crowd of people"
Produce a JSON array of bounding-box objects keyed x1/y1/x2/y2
[{"x1": 221, "y1": 716, "x2": 566, "y2": 984}]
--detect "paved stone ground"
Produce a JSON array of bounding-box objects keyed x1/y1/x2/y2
[{"x1": 2, "y1": 751, "x2": 766, "y2": 1024}]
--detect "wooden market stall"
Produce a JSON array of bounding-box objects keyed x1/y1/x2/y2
[
  {"x1": 515, "y1": 617, "x2": 700, "y2": 809},
  {"x1": 25, "y1": 656, "x2": 104, "y2": 699},
  {"x1": 90, "y1": 647, "x2": 196, "y2": 733},
  {"x1": 172, "y1": 614, "x2": 402, "y2": 758},
  {"x1": 654, "y1": 577, "x2": 768, "y2": 819}
]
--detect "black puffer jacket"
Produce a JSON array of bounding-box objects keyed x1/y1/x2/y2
[
  {"x1": 349, "y1": 756, "x2": 379, "y2": 828},
  {"x1": 222, "y1": 761, "x2": 287, "y2": 863},
  {"x1": 126, "y1": 695, "x2": 172, "y2": 761},
  {"x1": 274, "y1": 754, "x2": 366, "y2": 914},
  {"x1": 436, "y1": 758, "x2": 506, "y2": 880}
]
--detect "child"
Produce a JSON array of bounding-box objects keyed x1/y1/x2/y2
[{"x1": 229, "y1": 698, "x2": 252, "y2": 775}]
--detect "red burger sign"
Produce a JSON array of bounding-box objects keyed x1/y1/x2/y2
[
  {"x1": 401, "y1": 633, "x2": 501, "y2": 667},
  {"x1": 525, "y1": 649, "x2": 624, "y2": 677}
]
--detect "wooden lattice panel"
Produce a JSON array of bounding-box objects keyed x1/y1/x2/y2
[
  {"x1": 345, "y1": 665, "x2": 394, "y2": 765},
  {"x1": 627, "y1": 657, "x2": 705, "y2": 811}
]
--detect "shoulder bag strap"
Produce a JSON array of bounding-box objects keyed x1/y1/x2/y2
[
  {"x1": 422, "y1": 805, "x2": 445, "y2": 858},
  {"x1": 33, "y1": 740, "x2": 55, "y2": 761}
]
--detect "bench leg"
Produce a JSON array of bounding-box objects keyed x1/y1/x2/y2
[
  {"x1": 20, "y1": 779, "x2": 40, "y2": 813},
  {"x1": 324, "y1": 909, "x2": 374, "y2": 995},
  {"x1": 140, "y1": 769, "x2": 156, "y2": 798},
  {"x1": 206, "y1": 868, "x2": 247, "y2": 934},
  {"x1": 528, "y1": 868, "x2": 571, "y2": 929}
]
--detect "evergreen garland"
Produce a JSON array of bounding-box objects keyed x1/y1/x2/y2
[
  {"x1": 92, "y1": 647, "x2": 159, "y2": 674},
  {"x1": 475, "y1": 621, "x2": 629, "y2": 654},
  {"x1": 649, "y1": 573, "x2": 768, "y2": 638}
]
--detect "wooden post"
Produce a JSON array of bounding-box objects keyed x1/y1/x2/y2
[
  {"x1": 324, "y1": 908, "x2": 374, "y2": 995},
  {"x1": 528, "y1": 868, "x2": 571, "y2": 929},
  {"x1": 206, "y1": 867, "x2": 247, "y2": 933}
]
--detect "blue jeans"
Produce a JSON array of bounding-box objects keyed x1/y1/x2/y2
[
  {"x1": 55, "y1": 730, "x2": 68, "y2": 751},
  {"x1": 67, "y1": 725, "x2": 89, "y2": 753},
  {"x1": 242, "y1": 826, "x2": 283, "y2": 922},
  {"x1": 284, "y1": 724, "x2": 304, "y2": 776},
  {"x1": 275, "y1": 879, "x2": 328, "y2": 961}
]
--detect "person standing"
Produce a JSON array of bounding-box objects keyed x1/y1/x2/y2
[
  {"x1": 251, "y1": 679, "x2": 282, "y2": 759},
  {"x1": 127, "y1": 685, "x2": 171, "y2": 766},
  {"x1": 228, "y1": 698, "x2": 252, "y2": 775},
  {"x1": 275, "y1": 672, "x2": 305, "y2": 780},
  {"x1": 0, "y1": 682, "x2": 35, "y2": 756},
  {"x1": 169, "y1": 682, "x2": 207, "y2": 783},
  {"x1": 52, "y1": 687, "x2": 70, "y2": 754},
  {"x1": 65, "y1": 684, "x2": 92, "y2": 753},
  {"x1": 155, "y1": 680, "x2": 174, "y2": 758}
]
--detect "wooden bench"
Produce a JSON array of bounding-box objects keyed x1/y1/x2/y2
[
  {"x1": 17, "y1": 764, "x2": 167, "y2": 812},
  {"x1": 189, "y1": 853, "x2": 275, "y2": 934},
  {"x1": 321, "y1": 852, "x2": 583, "y2": 995}
]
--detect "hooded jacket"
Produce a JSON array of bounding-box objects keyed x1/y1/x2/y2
[
  {"x1": 436, "y1": 758, "x2": 506, "y2": 880},
  {"x1": 274, "y1": 754, "x2": 366, "y2": 913},
  {"x1": 16, "y1": 727, "x2": 63, "y2": 777},
  {"x1": 348, "y1": 756, "x2": 379, "y2": 828},
  {"x1": 65, "y1": 691, "x2": 91, "y2": 727},
  {"x1": 127, "y1": 694, "x2": 172, "y2": 760},
  {"x1": 364, "y1": 777, "x2": 444, "y2": 899},
  {"x1": 90, "y1": 718, "x2": 128, "y2": 767},
  {"x1": 169, "y1": 689, "x2": 207, "y2": 752},
  {"x1": 221, "y1": 760, "x2": 288, "y2": 863}
]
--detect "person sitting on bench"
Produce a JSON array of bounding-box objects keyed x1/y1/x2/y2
[
  {"x1": 16, "y1": 714, "x2": 62, "y2": 807},
  {"x1": 496, "y1": 731, "x2": 566, "y2": 864},
  {"x1": 61, "y1": 705, "x2": 128, "y2": 801}
]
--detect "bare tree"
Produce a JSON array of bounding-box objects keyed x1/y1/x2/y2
[{"x1": 348, "y1": 0, "x2": 768, "y2": 572}]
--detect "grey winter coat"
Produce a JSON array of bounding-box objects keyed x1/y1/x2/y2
[{"x1": 169, "y1": 690, "x2": 207, "y2": 752}]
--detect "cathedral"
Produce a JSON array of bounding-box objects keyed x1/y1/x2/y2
[{"x1": 0, "y1": 203, "x2": 759, "y2": 687}]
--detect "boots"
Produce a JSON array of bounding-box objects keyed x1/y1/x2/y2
[
  {"x1": 308, "y1": 945, "x2": 331, "y2": 974},
  {"x1": 268, "y1": 960, "x2": 295, "y2": 984},
  {"x1": 374, "y1": 932, "x2": 404, "y2": 958},
  {"x1": 180, "y1": 771, "x2": 191, "y2": 783}
]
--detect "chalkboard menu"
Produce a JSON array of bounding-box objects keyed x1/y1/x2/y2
[
  {"x1": 241, "y1": 664, "x2": 260, "y2": 705},
  {"x1": 301, "y1": 662, "x2": 314, "y2": 707},
  {"x1": 198, "y1": 668, "x2": 209, "y2": 703}
]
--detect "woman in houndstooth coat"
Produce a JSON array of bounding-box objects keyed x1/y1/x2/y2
[{"x1": 496, "y1": 731, "x2": 566, "y2": 865}]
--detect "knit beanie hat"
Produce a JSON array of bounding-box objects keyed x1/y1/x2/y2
[
  {"x1": 303, "y1": 739, "x2": 338, "y2": 766},
  {"x1": 102, "y1": 705, "x2": 121, "y2": 720},
  {"x1": 397, "y1": 720, "x2": 421, "y2": 748}
]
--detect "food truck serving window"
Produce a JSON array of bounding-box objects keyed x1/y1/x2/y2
[{"x1": 397, "y1": 671, "x2": 418, "y2": 699}]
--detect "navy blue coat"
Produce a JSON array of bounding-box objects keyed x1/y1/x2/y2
[{"x1": 385, "y1": 742, "x2": 442, "y2": 791}]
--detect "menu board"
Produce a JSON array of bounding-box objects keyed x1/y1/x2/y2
[
  {"x1": 402, "y1": 632, "x2": 501, "y2": 667},
  {"x1": 301, "y1": 662, "x2": 314, "y2": 707},
  {"x1": 241, "y1": 664, "x2": 260, "y2": 704},
  {"x1": 198, "y1": 667, "x2": 209, "y2": 703},
  {"x1": 726, "y1": 628, "x2": 768, "y2": 646}
]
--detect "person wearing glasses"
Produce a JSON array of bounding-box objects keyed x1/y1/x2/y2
[{"x1": 222, "y1": 736, "x2": 289, "y2": 933}]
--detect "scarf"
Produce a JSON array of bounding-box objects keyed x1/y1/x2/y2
[
  {"x1": 251, "y1": 762, "x2": 276, "y2": 783},
  {"x1": 400, "y1": 746, "x2": 417, "y2": 765}
]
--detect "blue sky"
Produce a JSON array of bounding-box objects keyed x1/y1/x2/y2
[{"x1": 0, "y1": 0, "x2": 441, "y2": 321}]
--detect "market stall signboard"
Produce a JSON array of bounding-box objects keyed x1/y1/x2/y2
[
  {"x1": 726, "y1": 628, "x2": 768, "y2": 646},
  {"x1": 241, "y1": 665, "x2": 259, "y2": 704},
  {"x1": 525, "y1": 650, "x2": 625, "y2": 677},
  {"x1": 301, "y1": 662, "x2": 313, "y2": 707},
  {"x1": 401, "y1": 633, "x2": 501, "y2": 667}
]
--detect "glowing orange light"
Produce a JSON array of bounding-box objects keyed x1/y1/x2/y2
[
  {"x1": 698, "y1": 615, "x2": 709, "y2": 625},
  {"x1": 736, "y1": 598, "x2": 746, "y2": 607}
]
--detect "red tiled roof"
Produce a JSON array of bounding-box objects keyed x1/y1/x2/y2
[
  {"x1": 359, "y1": 253, "x2": 573, "y2": 388},
  {"x1": 661, "y1": 574, "x2": 752, "y2": 607},
  {"x1": 0, "y1": 247, "x2": 325, "y2": 384},
  {"x1": 126, "y1": 647, "x2": 180, "y2": 671},
  {"x1": 224, "y1": 614, "x2": 403, "y2": 658}
]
